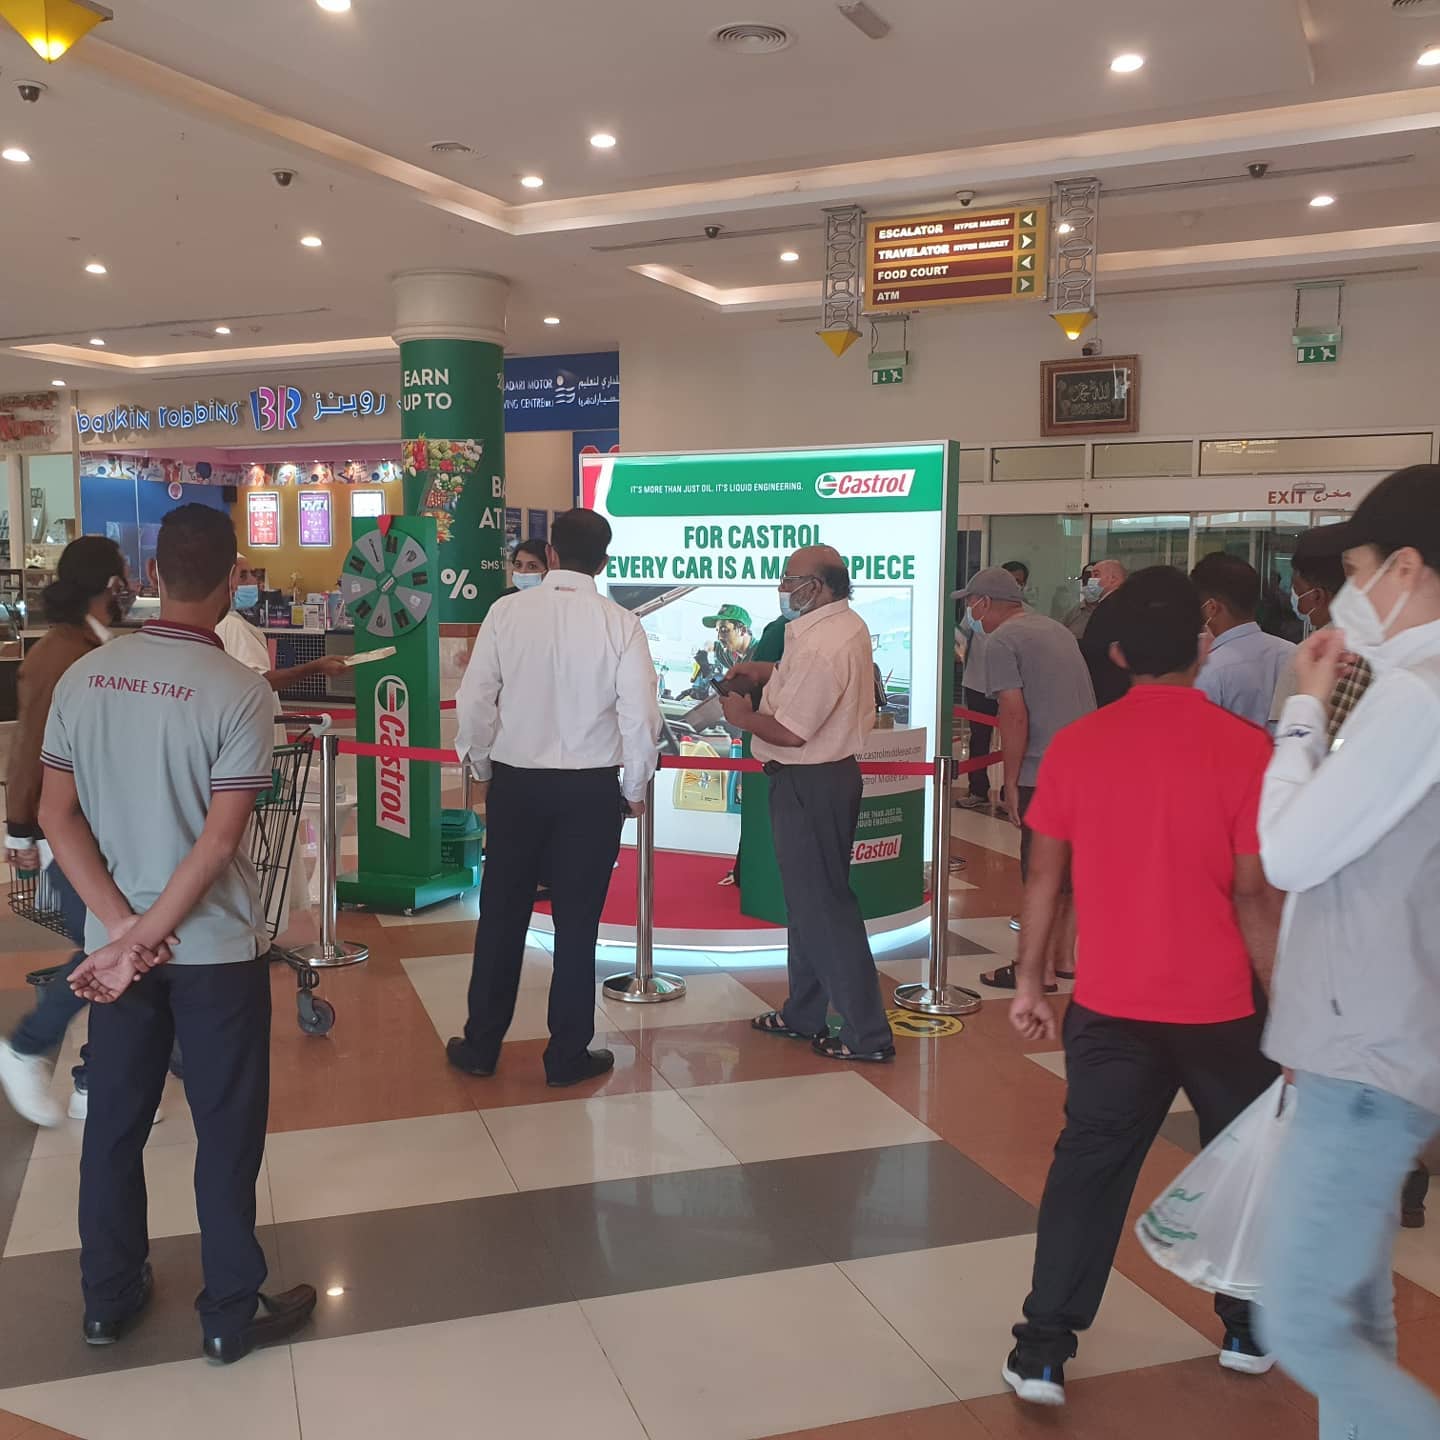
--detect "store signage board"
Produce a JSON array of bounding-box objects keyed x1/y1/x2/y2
[
  {"x1": 298, "y1": 490, "x2": 333, "y2": 547},
  {"x1": 582, "y1": 445, "x2": 959, "y2": 892},
  {"x1": 0, "y1": 391, "x2": 64, "y2": 454},
  {"x1": 865, "y1": 207, "x2": 1047, "y2": 312},
  {"x1": 247, "y1": 491, "x2": 281, "y2": 548},
  {"x1": 503, "y1": 352, "x2": 619, "y2": 432},
  {"x1": 76, "y1": 386, "x2": 393, "y2": 439}
]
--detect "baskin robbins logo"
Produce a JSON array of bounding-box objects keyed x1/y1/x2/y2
[
  {"x1": 815, "y1": 468, "x2": 915, "y2": 500},
  {"x1": 851, "y1": 834, "x2": 902, "y2": 865},
  {"x1": 375, "y1": 676, "x2": 412, "y2": 839}
]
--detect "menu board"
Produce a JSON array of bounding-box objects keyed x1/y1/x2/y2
[
  {"x1": 247, "y1": 491, "x2": 280, "y2": 548},
  {"x1": 865, "y1": 205, "x2": 1048, "y2": 312},
  {"x1": 299, "y1": 490, "x2": 333, "y2": 547},
  {"x1": 351, "y1": 489, "x2": 385, "y2": 518}
]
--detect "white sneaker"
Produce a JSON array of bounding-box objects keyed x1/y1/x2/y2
[{"x1": 0, "y1": 1042, "x2": 65, "y2": 1127}]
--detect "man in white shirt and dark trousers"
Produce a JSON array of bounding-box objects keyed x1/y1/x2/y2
[
  {"x1": 449, "y1": 509, "x2": 661, "y2": 1087},
  {"x1": 722, "y1": 546, "x2": 893, "y2": 1063}
]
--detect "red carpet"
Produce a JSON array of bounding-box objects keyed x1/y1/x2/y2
[{"x1": 533, "y1": 847, "x2": 779, "y2": 932}]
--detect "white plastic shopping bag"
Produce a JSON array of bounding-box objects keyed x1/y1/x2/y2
[{"x1": 1135, "y1": 1077, "x2": 1292, "y2": 1299}]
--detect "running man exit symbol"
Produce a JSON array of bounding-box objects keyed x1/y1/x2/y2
[{"x1": 1296, "y1": 344, "x2": 1339, "y2": 364}]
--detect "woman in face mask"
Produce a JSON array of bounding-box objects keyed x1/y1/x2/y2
[
  {"x1": 1256, "y1": 464, "x2": 1440, "y2": 1438},
  {"x1": 502, "y1": 540, "x2": 549, "y2": 597}
]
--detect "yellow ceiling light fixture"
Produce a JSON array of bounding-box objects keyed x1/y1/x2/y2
[
  {"x1": 1051, "y1": 309, "x2": 1095, "y2": 341},
  {"x1": 0, "y1": 0, "x2": 113, "y2": 62},
  {"x1": 818, "y1": 327, "x2": 862, "y2": 357}
]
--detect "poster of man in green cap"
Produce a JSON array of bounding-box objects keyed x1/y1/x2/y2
[{"x1": 703, "y1": 602, "x2": 754, "y2": 674}]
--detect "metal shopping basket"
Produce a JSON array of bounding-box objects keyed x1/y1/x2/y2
[{"x1": 8, "y1": 860, "x2": 73, "y2": 938}]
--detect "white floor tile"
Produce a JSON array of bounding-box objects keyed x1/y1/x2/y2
[
  {"x1": 482, "y1": 1090, "x2": 736, "y2": 1190},
  {"x1": 5, "y1": 1144, "x2": 274, "y2": 1258},
  {"x1": 582, "y1": 1263, "x2": 954, "y2": 1440},
  {"x1": 841, "y1": 1233, "x2": 1212, "y2": 1399},
  {"x1": 31, "y1": 1070, "x2": 195, "y2": 1161},
  {"x1": 676, "y1": 1071, "x2": 936, "y2": 1164},
  {"x1": 950, "y1": 808, "x2": 1021, "y2": 858},
  {"x1": 595, "y1": 971, "x2": 767, "y2": 1032},
  {"x1": 0, "y1": 1345, "x2": 299, "y2": 1440},
  {"x1": 1026, "y1": 1050, "x2": 1193, "y2": 1113},
  {"x1": 948, "y1": 915, "x2": 1021, "y2": 960},
  {"x1": 265, "y1": 1111, "x2": 515, "y2": 1223},
  {"x1": 293, "y1": 1305, "x2": 648, "y2": 1440}
]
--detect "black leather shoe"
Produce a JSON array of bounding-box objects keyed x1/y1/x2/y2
[
  {"x1": 203, "y1": 1285, "x2": 317, "y2": 1365},
  {"x1": 446, "y1": 1037, "x2": 496, "y2": 1077},
  {"x1": 84, "y1": 1263, "x2": 154, "y2": 1345},
  {"x1": 546, "y1": 1049, "x2": 615, "y2": 1088}
]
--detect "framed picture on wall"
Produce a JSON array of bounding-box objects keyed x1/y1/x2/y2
[
  {"x1": 247, "y1": 491, "x2": 281, "y2": 548},
  {"x1": 527, "y1": 509, "x2": 549, "y2": 541},
  {"x1": 298, "y1": 490, "x2": 333, "y2": 548},
  {"x1": 350, "y1": 489, "x2": 385, "y2": 519},
  {"x1": 1040, "y1": 354, "x2": 1140, "y2": 437}
]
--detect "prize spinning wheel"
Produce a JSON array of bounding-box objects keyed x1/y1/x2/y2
[{"x1": 338, "y1": 524, "x2": 434, "y2": 639}]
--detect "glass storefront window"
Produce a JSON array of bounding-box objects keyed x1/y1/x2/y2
[
  {"x1": 1199, "y1": 434, "x2": 1431, "y2": 476},
  {"x1": 1090, "y1": 513, "x2": 1191, "y2": 573},
  {"x1": 1092, "y1": 441, "x2": 1192, "y2": 478},
  {"x1": 991, "y1": 445, "x2": 1085, "y2": 482},
  {"x1": 989, "y1": 514, "x2": 1086, "y2": 620}
]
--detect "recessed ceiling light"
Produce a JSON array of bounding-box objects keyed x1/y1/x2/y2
[
  {"x1": 1309, "y1": 193, "x2": 1336, "y2": 207},
  {"x1": 1057, "y1": 222, "x2": 1073, "y2": 235},
  {"x1": 1420, "y1": 46, "x2": 1440, "y2": 66},
  {"x1": 1110, "y1": 52, "x2": 1145, "y2": 73},
  {"x1": 779, "y1": 250, "x2": 800, "y2": 263},
  {"x1": 51, "y1": 379, "x2": 66, "y2": 387},
  {"x1": 1, "y1": 147, "x2": 30, "y2": 164},
  {"x1": 88, "y1": 337, "x2": 105, "y2": 346},
  {"x1": 589, "y1": 132, "x2": 617, "y2": 149},
  {"x1": 520, "y1": 174, "x2": 544, "y2": 189},
  {"x1": 316, "y1": 0, "x2": 351, "y2": 12},
  {"x1": 543, "y1": 315, "x2": 561, "y2": 325},
  {"x1": 325, "y1": 1285, "x2": 346, "y2": 1297},
  {"x1": 214, "y1": 325, "x2": 232, "y2": 335},
  {"x1": 85, "y1": 261, "x2": 107, "y2": 275},
  {"x1": 300, "y1": 234, "x2": 324, "y2": 248}
]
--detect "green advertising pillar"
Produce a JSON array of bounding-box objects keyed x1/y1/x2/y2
[{"x1": 393, "y1": 269, "x2": 509, "y2": 624}]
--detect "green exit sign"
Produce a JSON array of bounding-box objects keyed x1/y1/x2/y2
[
  {"x1": 871, "y1": 366, "x2": 906, "y2": 386},
  {"x1": 1297, "y1": 344, "x2": 1339, "y2": 364}
]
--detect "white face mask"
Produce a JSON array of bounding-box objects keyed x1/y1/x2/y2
[
  {"x1": 1331, "y1": 552, "x2": 1410, "y2": 656},
  {"x1": 512, "y1": 571, "x2": 544, "y2": 591},
  {"x1": 1082, "y1": 579, "x2": 1103, "y2": 604}
]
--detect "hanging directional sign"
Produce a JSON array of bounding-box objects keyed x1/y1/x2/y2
[{"x1": 865, "y1": 204, "x2": 1049, "y2": 313}]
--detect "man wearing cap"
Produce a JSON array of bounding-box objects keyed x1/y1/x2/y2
[
  {"x1": 720, "y1": 546, "x2": 893, "y2": 1063},
  {"x1": 955, "y1": 567, "x2": 1094, "y2": 992},
  {"x1": 704, "y1": 603, "x2": 754, "y2": 675}
]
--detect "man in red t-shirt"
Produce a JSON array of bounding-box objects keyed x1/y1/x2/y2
[{"x1": 1000, "y1": 566, "x2": 1282, "y2": 1409}]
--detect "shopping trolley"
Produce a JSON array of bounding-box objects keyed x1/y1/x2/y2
[{"x1": 8, "y1": 861, "x2": 73, "y2": 939}]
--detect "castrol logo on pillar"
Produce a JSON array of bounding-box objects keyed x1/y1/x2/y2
[
  {"x1": 375, "y1": 676, "x2": 412, "y2": 838},
  {"x1": 815, "y1": 469, "x2": 914, "y2": 499},
  {"x1": 851, "y1": 834, "x2": 902, "y2": 865}
]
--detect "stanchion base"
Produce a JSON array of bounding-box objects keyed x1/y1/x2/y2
[
  {"x1": 601, "y1": 973, "x2": 687, "y2": 1004},
  {"x1": 288, "y1": 941, "x2": 370, "y2": 970},
  {"x1": 893, "y1": 981, "x2": 982, "y2": 1017}
]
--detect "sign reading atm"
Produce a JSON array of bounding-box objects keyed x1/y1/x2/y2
[{"x1": 865, "y1": 205, "x2": 1048, "y2": 312}]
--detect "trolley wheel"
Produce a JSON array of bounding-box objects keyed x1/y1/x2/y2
[{"x1": 297, "y1": 994, "x2": 335, "y2": 1037}]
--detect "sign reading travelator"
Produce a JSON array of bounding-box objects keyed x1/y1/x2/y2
[
  {"x1": 865, "y1": 205, "x2": 1048, "y2": 311},
  {"x1": 582, "y1": 444, "x2": 959, "y2": 929}
]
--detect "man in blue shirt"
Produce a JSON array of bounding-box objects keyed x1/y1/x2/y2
[{"x1": 1191, "y1": 553, "x2": 1295, "y2": 728}]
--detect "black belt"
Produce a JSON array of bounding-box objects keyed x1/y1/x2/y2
[{"x1": 762, "y1": 756, "x2": 859, "y2": 776}]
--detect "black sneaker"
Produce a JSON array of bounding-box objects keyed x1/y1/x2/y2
[
  {"x1": 1218, "y1": 1329, "x2": 1275, "y2": 1375},
  {"x1": 1002, "y1": 1347, "x2": 1066, "y2": 1407}
]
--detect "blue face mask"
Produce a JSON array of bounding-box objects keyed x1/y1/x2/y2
[
  {"x1": 512, "y1": 571, "x2": 543, "y2": 591},
  {"x1": 778, "y1": 577, "x2": 818, "y2": 622},
  {"x1": 234, "y1": 584, "x2": 260, "y2": 611}
]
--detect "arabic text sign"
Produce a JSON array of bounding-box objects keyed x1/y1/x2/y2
[
  {"x1": 503, "y1": 352, "x2": 619, "y2": 432},
  {"x1": 865, "y1": 207, "x2": 1047, "y2": 312},
  {"x1": 298, "y1": 490, "x2": 333, "y2": 547}
]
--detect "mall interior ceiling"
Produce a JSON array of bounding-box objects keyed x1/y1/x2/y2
[{"x1": 0, "y1": 0, "x2": 1439, "y2": 389}]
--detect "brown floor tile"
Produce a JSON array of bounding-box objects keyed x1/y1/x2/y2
[
  {"x1": 948, "y1": 840, "x2": 1021, "y2": 919},
  {"x1": 1399, "y1": 1313, "x2": 1440, "y2": 1392},
  {"x1": 0, "y1": 1414, "x2": 79, "y2": 1440},
  {"x1": 772, "y1": 1402, "x2": 989, "y2": 1438},
  {"x1": 639, "y1": 1019, "x2": 836, "y2": 1088},
  {"x1": 963, "y1": 1356, "x2": 1314, "y2": 1439}
]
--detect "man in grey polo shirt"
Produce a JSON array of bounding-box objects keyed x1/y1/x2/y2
[
  {"x1": 955, "y1": 567, "x2": 1095, "y2": 991},
  {"x1": 39, "y1": 504, "x2": 315, "y2": 1365}
]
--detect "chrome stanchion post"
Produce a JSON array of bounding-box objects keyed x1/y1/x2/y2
[
  {"x1": 291, "y1": 733, "x2": 369, "y2": 969},
  {"x1": 895, "y1": 754, "x2": 980, "y2": 1016},
  {"x1": 603, "y1": 775, "x2": 685, "y2": 1003}
]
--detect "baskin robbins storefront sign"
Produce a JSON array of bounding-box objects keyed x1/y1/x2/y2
[{"x1": 75, "y1": 384, "x2": 394, "y2": 440}]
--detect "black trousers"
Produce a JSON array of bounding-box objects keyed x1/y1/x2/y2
[
  {"x1": 465, "y1": 763, "x2": 624, "y2": 1076},
  {"x1": 1015, "y1": 997, "x2": 1280, "y2": 1364},
  {"x1": 768, "y1": 757, "x2": 891, "y2": 1055},
  {"x1": 963, "y1": 687, "x2": 997, "y2": 799},
  {"x1": 80, "y1": 959, "x2": 271, "y2": 1340}
]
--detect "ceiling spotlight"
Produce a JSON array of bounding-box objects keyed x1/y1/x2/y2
[
  {"x1": 51, "y1": 378, "x2": 66, "y2": 387},
  {"x1": 543, "y1": 315, "x2": 561, "y2": 325},
  {"x1": 1420, "y1": 46, "x2": 1440, "y2": 67},
  {"x1": 1110, "y1": 52, "x2": 1145, "y2": 73},
  {"x1": 589, "y1": 132, "x2": 617, "y2": 149},
  {"x1": 1309, "y1": 193, "x2": 1336, "y2": 208},
  {"x1": 214, "y1": 325, "x2": 232, "y2": 335},
  {"x1": 520, "y1": 174, "x2": 544, "y2": 189},
  {"x1": 1057, "y1": 222, "x2": 1073, "y2": 235},
  {"x1": 84, "y1": 260, "x2": 107, "y2": 274},
  {"x1": 316, "y1": 0, "x2": 351, "y2": 11},
  {"x1": 300, "y1": 234, "x2": 324, "y2": 247},
  {"x1": 2, "y1": 146, "x2": 30, "y2": 163},
  {"x1": 325, "y1": 1285, "x2": 346, "y2": 1297},
  {"x1": 88, "y1": 337, "x2": 104, "y2": 346},
  {"x1": 779, "y1": 250, "x2": 800, "y2": 263}
]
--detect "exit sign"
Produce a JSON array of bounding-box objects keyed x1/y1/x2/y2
[
  {"x1": 871, "y1": 366, "x2": 906, "y2": 386},
  {"x1": 1297, "y1": 344, "x2": 1339, "y2": 364}
]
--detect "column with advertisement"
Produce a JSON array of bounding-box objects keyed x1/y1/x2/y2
[{"x1": 582, "y1": 443, "x2": 958, "y2": 926}]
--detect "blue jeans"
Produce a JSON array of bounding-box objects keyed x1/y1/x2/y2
[
  {"x1": 1260, "y1": 1072, "x2": 1440, "y2": 1439},
  {"x1": 10, "y1": 861, "x2": 87, "y2": 1067}
]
